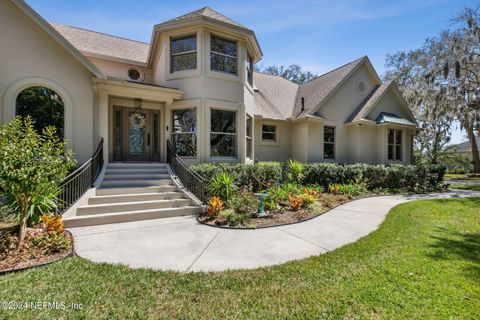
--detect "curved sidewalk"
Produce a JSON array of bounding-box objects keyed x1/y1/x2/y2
[{"x1": 69, "y1": 190, "x2": 480, "y2": 272}]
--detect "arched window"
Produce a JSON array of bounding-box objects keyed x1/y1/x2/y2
[{"x1": 15, "y1": 86, "x2": 65, "y2": 138}]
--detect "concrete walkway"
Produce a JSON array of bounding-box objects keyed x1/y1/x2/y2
[{"x1": 69, "y1": 190, "x2": 480, "y2": 272}]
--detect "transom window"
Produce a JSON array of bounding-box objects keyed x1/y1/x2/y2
[
  {"x1": 171, "y1": 35, "x2": 197, "y2": 73},
  {"x1": 210, "y1": 109, "x2": 237, "y2": 157},
  {"x1": 246, "y1": 115, "x2": 253, "y2": 159},
  {"x1": 172, "y1": 108, "x2": 197, "y2": 156},
  {"x1": 261, "y1": 124, "x2": 277, "y2": 142},
  {"x1": 388, "y1": 129, "x2": 402, "y2": 161},
  {"x1": 324, "y1": 126, "x2": 335, "y2": 159},
  {"x1": 210, "y1": 35, "x2": 237, "y2": 75}
]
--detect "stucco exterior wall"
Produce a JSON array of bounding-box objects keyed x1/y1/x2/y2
[
  {"x1": 314, "y1": 64, "x2": 378, "y2": 163},
  {"x1": 0, "y1": 1, "x2": 95, "y2": 163},
  {"x1": 254, "y1": 119, "x2": 291, "y2": 162}
]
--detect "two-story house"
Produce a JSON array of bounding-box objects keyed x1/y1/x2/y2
[{"x1": 1, "y1": 0, "x2": 418, "y2": 166}]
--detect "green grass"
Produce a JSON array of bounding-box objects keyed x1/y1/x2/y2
[
  {"x1": 1, "y1": 198, "x2": 479, "y2": 319},
  {"x1": 445, "y1": 173, "x2": 480, "y2": 180},
  {"x1": 449, "y1": 184, "x2": 480, "y2": 192}
]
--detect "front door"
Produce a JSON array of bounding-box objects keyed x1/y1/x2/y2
[{"x1": 113, "y1": 106, "x2": 160, "y2": 162}]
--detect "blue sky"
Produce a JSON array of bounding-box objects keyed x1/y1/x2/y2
[{"x1": 27, "y1": 0, "x2": 474, "y2": 143}]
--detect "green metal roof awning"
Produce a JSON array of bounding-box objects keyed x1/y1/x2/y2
[{"x1": 375, "y1": 112, "x2": 416, "y2": 126}]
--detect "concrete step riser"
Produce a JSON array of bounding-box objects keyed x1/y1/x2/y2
[
  {"x1": 103, "y1": 174, "x2": 171, "y2": 181},
  {"x1": 64, "y1": 207, "x2": 201, "y2": 228},
  {"x1": 77, "y1": 199, "x2": 192, "y2": 216},
  {"x1": 88, "y1": 192, "x2": 185, "y2": 205},
  {"x1": 105, "y1": 169, "x2": 170, "y2": 175},
  {"x1": 107, "y1": 164, "x2": 169, "y2": 170},
  {"x1": 96, "y1": 186, "x2": 178, "y2": 196},
  {"x1": 100, "y1": 180, "x2": 173, "y2": 188}
]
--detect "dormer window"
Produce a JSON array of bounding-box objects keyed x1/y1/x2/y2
[
  {"x1": 171, "y1": 35, "x2": 197, "y2": 73},
  {"x1": 210, "y1": 35, "x2": 237, "y2": 75}
]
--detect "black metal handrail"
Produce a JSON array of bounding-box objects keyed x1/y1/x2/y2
[
  {"x1": 167, "y1": 139, "x2": 206, "y2": 204},
  {"x1": 57, "y1": 138, "x2": 104, "y2": 213}
]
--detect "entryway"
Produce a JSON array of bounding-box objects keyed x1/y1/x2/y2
[{"x1": 113, "y1": 106, "x2": 161, "y2": 162}]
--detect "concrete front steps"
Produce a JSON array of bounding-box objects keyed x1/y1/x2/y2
[{"x1": 64, "y1": 163, "x2": 202, "y2": 228}]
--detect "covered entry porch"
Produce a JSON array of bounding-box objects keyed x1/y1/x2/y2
[{"x1": 94, "y1": 79, "x2": 184, "y2": 163}]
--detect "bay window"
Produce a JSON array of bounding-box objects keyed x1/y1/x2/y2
[
  {"x1": 246, "y1": 115, "x2": 252, "y2": 158},
  {"x1": 171, "y1": 35, "x2": 197, "y2": 73},
  {"x1": 210, "y1": 109, "x2": 237, "y2": 157},
  {"x1": 171, "y1": 108, "x2": 197, "y2": 156},
  {"x1": 246, "y1": 55, "x2": 254, "y2": 86}
]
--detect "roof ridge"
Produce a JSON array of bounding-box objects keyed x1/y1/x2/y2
[
  {"x1": 301, "y1": 56, "x2": 366, "y2": 86},
  {"x1": 50, "y1": 22, "x2": 150, "y2": 45}
]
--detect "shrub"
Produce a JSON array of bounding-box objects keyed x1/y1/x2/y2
[
  {"x1": 0, "y1": 116, "x2": 76, "y2": 247},
  {"x1": 41, "y1": 214, "x2": 64, "y2": 234},
  {"x1": 328, "y1": 184, "x2": 341, "y2": 195},
  {"x1": 207, "y1": 196, "x2": 224, "y2": 218},
  {"x1": 228, "y1": 190, "x2": 258, "y2": 216},
  {"x1": 218, "y1": 209, "x2": 251, "y2": 226},
  {"x1": 337, "y1": 184, "x2": 366, "y2": 197},
  {"x1": 299, "y1": 193, "x2": 315, "y2": 206},
  {"x1": 31, "y1": 232, "x2": 71, "y2": 254},
  {"x1": 288, "y1": 194, "x2": 304, "y2": 211},
  {"x1": 303, "y1": 187, "x2": 320, "y2": 198},
  {"x1": 286, "y1": 160, "x2": 304, "y2": 183},
  {"x1": 207, "y1": 172, "x2": 236, "y2": 201}
]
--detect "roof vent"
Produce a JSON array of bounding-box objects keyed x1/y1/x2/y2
[{"x1": 301, "y1": 97, "x2": 305, "y2": 112}]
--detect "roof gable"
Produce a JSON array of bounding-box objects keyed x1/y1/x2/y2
[
  {"x1": 347, "y1": 81, "x2": 416, "y2": 124},
  {"x1": 292, "y1": 56, "x2": 380, "y2": 118}
]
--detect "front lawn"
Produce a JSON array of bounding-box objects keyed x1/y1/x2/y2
[
  {"x1": 1, "y1": 197, "x2": 479, "y2": 319},
  {"x1": 445, "y1": 173, "x2": 480, "y2": 180},
  {"x1": 449, "y1": 183, "x2": 480, "y2": 192}
]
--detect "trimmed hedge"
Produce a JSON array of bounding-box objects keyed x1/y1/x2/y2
[{"x1": 191, "y1": 162, "x2": 446, "y2": 192}]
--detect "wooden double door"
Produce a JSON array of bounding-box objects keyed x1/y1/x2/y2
[{"x1": 113, "y1": 106, "x2": 161, "y2": 162}]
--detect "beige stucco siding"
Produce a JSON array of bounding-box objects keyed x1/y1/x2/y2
[
  {"x1": 367, "y1": 88, "x2": 412, "y2": 122},
  {"x1": 0, "y1": 1, "x2": 95, "y2": 163},
  {"x1": 254, "y1": 119, "x2": 291, "y2": 162}
]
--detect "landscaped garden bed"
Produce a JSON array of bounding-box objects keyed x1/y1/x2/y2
[
  {"x1": 193, "y1": 161, "x2": 446, "y2": 228},
  {"x1": 0, "y1": 215, "x2": 73, "y2": 274}
]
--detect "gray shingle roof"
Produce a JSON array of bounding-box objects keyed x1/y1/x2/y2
[
  {"x1": 157, "y1": 7, "x2": 248, "y2": 30},
  {"x1": 51, "y1": 23, "x2": 150, "y2": 64},
  {"x1": 455, "y1": 137, "x2": 480, "y2": 152},
  {"x1": 253, "y1": 57, "x2": 366, "y2": 120},
  {"x1": 292, "y1": 57, "x2": 364, "y2": 118},
  {"x1": 253, "y1": 72, "x2": 299, "y2": 120}
]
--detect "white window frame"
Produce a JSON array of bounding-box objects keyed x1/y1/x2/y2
[
  {"x1": 323, "y1": 126, "x2": 336, "y2": 160},
  {"x1": 388, "y1": 128, "x2": 403, "y2": 161}
]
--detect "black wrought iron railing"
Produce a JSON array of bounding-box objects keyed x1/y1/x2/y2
[
  {"x1": 167, "y1": 139, "x2": 206, "y2": 204},
  {"x1": 57, "y1": 138, "x2": 104, "y2": 213}
]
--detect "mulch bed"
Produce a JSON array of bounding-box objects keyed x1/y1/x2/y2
[
  {"x1": 199, "y1": 194, "x2": 360, "y2": 229},
  {"x1": 0, "y1": 228, "x2": 73, "y2": 274}
]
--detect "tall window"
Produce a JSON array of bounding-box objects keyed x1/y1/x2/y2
[
  {"x1": 246, "y1": 115, "x2": 253, "y2": 159},
  {"x1": 171, "y1": 35, "x2": 197, "y2": 73},
  {"x1": 388, "y1": 129, "x2": 402, "y2": 161},
  {"x1": 210, "y1": 35, "x2": 237, "y2": 75},
  {"x1": 246, "y1": 55, "x2": 254, "y2": 86},
  {"x1": 261, "y1": 124, "x2": 277, "y2": 142},
  {"x1": 210, "y1": 109, "x2": 236, "y2": 157},
  {"x1": 324, "y1": 126, "x2": 335, "y2": 159},
  {"x1": 172, "y1": 108, "x2": 197, "y2": 156},
  {"x1": 16, "y1": 86, "x2": 64, "y2": 138}
]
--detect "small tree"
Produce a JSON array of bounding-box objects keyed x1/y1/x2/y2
[{"x1": 0, "y1": 116, "x2": 76, "y2": 247}]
